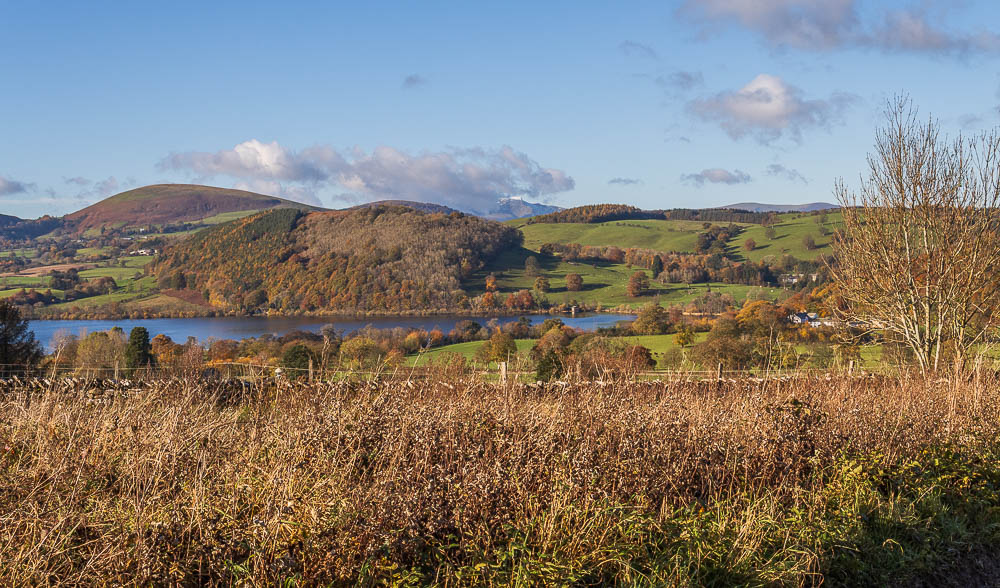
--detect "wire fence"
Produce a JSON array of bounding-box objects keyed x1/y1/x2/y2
[{"x1": 0, "y1": 359, "x2": 909, "y2": 387}]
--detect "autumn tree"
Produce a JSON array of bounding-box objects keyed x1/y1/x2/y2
[
  {"x1": 674, "y1": 326, "x2": 696, "y2": 349},
  {"x1": 802, "y1": 234, "x2": 817, "y2": 251},
  {"x1": 832, "y1": 97, "x2": 1000, "y2": 373},
  {"x1": 765, "y1": 226, "x2": 777, "y2": 240},
  {"x1": 632, "y1": 302, "x2": 669, "y2": 335},
  {"x1": 743, "y1": 238, "x2": 756, "y2": 251},
  {"x1": 626, "y1": 271, "x2": 649, "y2": 297},
  {"x1": 534, "y1": 275, "x2": 550, "y2": 293},
  {"x1": 565, "y1": 273, "x2": 582, "y2": 291},
  {"x1": 474, "y1": 330, "x2": 518, "y2": 364}
]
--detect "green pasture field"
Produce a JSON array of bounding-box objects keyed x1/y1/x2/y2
[
  {"x1": 471, "y1": 248, "x2": 784, "y2": 310},
  {"x1": 0, "y1": 275, "x2": 52, "y2": 288},
  {"x1": 0, "y1": 248, "x2": 39, "y2": 258},
  {"x1": 511, "y1": 211, "x2": 844, "y2": 264},
  {"x1": 511, "y1": 219, "x2": 713, "y2": 253},
  {"x1": 0, "y1": 287, "x2": 66, "y2": 300},
  {"x1": 732, "y1": 211, "x2": 843, "y2": 262}
]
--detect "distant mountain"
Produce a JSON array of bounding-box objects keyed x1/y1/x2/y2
[
  {"x1": 719, "y1": 202, "x2": 838, "y2": 213},
  {"x1": 347, "y1": 200, "x2": 460, "y2": 215},
  {"x1": 483, "y1": 197, "x2": 562, "y2": 221},
  {"x1": 64, "y1": 184, "x2": 322, "y2": 231}
]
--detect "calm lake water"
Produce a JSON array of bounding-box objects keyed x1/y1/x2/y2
[{"x1": 29, "y1": 313, "x2": 636, "y2": 351}]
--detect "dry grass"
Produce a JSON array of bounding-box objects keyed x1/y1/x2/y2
[{"x1": 1, "y1": 374, "x2": 999, "y2": 585}]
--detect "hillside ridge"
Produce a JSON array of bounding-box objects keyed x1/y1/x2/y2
[{"x1": 64, "y1": 184, "x2": 322, "y2": 231}]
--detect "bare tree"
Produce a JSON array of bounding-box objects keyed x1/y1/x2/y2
[{"x1": 832, "y1": 97, "x2": 1000, "y2": 373}]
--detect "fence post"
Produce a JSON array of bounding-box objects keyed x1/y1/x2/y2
[
  {"x1": 716, "y1": 362, "x2": 722, "y2": 380},
  {"x1": 308, "y1": 357, "x2": 314, "y2": 383},
  {"x1": 499, "y1": 361, "x2": 507, "y2": 386},
  {"x1": 848, "y1": 359, "x2": 854, "y2": 377}
]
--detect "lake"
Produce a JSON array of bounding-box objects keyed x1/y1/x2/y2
[{"x1": 28, "y1": 313, "x2": 636, "y2": 350}]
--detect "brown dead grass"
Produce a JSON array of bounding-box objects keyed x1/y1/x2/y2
[{"x1": 0, "y1": 374, "x2": 998, "y2": 584}]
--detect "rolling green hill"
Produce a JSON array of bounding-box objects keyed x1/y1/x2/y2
[
  {"x1": 736, "y1": 211, "x2": 842, "y2": 261},
  {"x1": 509, "y1": 210, "x2": 842, "y2": 262},
  {"x1": 512, "y1": 219, "x2": 709, "y2": 252}
]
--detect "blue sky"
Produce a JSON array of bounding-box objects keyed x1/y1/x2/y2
[{"x1": 2, "y1": 1, "x2": 1000, "y2": 217}]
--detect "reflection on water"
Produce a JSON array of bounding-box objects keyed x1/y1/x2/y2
[{"x1": 29, "y1": 313, "x2": 636, "y2": 351}]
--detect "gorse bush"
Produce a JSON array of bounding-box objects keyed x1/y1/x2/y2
[{"x1": 1, "y1": 375, "x2": 999, "y2": 584}]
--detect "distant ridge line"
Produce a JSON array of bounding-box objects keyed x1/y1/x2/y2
[{"x1": 718, "y1": 202, "x2": 838, "y2": 213}]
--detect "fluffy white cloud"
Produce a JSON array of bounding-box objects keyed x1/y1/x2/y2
[
  {"x1": 688, "y1": 74, "x2": 854, "y2": 143},
  {"x1": 159, "y1": 140, "x2": 575, "y2": 214},
  {"x1": 681, "y1": 168, "x2": 752, "y2": 186},
  {"x1": 0, "y1": 175, "x2": 31, "y2": 196},
  {"x1": 160, "y1": 139, "x2": 330, "y2": 183},
  {"x1": 680, "y1": 0, "x2": 1000, "y2": 55}
]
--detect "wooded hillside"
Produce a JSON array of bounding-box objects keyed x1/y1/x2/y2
[{"x1": 152, "y1": 206, "x2": 522, "y2": 313}]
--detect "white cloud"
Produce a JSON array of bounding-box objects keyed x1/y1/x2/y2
[
  {"x1": 688, "y1": 73, "x2": 855, "y2": 143},
  {"x1": 867, "y1": 9, "x2": 1000, "y2": 55},
  {"x1": 681, "y1": 168, "x2": 752, "y2": 186},
  {"x1": 0, "y1": 175, "x2": 31, "y2": 196},
  {"x1": 159, "y1": 140, "x2": 575, "y2": 215},
  {"x1": 680, "y1": 0, "x2": 857, "y2": 49},
  {"x1": 680, "y1": 0, "x2": 1000, "y2": 56},
  {"x1": 160, "y1": 139, "x2": 330, "y2": 182}
]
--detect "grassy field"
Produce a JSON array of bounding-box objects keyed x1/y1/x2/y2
[
  {"x1": 734, "y1": 211, "x2": 843, "y2": 262},
  {"x1": 198, "y1": 209, "x2": 261, "y2": 225},
  {"x1": 0, "y1": 248, "x2": 38, "y2": 258},
  {"x1": 472, "y1": 247, "x2": 785, "y2": 310},
  {"x1": 2, "y1": 375, "x2": 997, "y2": 584},
  {"x1": 0, "y1": 275, "x2": 52, "y2": 288},
  {"x1": 408, "y1": 333, "x2": 711, "y2": 369},
  {"x1": 0, "y1": 287, "x2": 65, "y2": 300},
  {"x1": 511, "y1": 211, "x2": 844, "y2": 263},
  {"x1": 485, "y1": 212, "x2": 837, "y2": 310},
  {"x1": 511, "y1": 218, "x2": 712, "y2": 252},
  {"x1": 407, "y1": 339, "x2": 537, "y2": 366}
]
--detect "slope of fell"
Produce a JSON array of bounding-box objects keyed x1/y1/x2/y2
[
  {"x1": 153, "y1": 205, "x2": 523, "y2": 313},
  {"x1": 65, "y1": 184, "x2": 320, "y2": 231}
]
